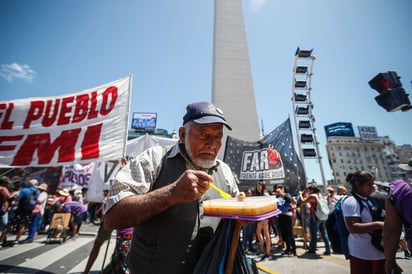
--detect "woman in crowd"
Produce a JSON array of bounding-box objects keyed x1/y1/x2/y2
[
  {"x1": 274, "y1": 184, "x2": 296, "y2": 256},
  {"x1": 326, "y1": 185, "x2": 347, "y2": 254},
  {"x1": 299, "y1": 184, "x2": 332, "y2": 256},
  {"x1": 241, "y1": 188, "x2": 257, "y2": 254},
  {"x1": 342, "y1": 171, "x2": 384, "y2": 274},
  {"x1": 255, "y1": 181, "x2": 271, "y2": 260}
]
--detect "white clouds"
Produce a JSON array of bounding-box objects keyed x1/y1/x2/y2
[
  {"x1": 0, "y1": 63, "x2": 36, "y2": 82},
  {"x1": 249, "y1": 0, "x2": 267, "y2": 11}
]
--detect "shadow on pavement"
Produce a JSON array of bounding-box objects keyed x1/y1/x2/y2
[{"x1": 0, "y1": 264, "x2": 54, "y2": 274}]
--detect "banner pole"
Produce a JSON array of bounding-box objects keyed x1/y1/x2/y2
[
  {"x1": 101, "y1": 236, "x2": 111, "y2": 274},
  {"x1": 122, "y1": 75, "x2": 133, "y2": 158}
]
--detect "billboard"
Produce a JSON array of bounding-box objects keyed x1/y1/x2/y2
[
  {"x1": 324, "y1": 122, "x2": 355, "y2": 138},
  {"x1": 358, "y1": 126, "x2": 378, "y2": 142},
  {"x1": 131, "y1": 112, "x2": 157, "y2": 132}
]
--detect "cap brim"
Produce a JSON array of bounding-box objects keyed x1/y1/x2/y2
[
  {"x1": 192, "y1": 116, "x2": 232, "y2": 130},
  {"x1": 399, "y1": 163, "x2": 412, "y2": 171}
]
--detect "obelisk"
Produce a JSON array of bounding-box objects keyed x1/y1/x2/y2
[{"x1": 212, "y1": 0, "x2": 261, "y2": 155}]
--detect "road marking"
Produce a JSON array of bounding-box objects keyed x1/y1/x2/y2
[{"x1": 256, "y1": 262, "x2": 280, "y2": 274}]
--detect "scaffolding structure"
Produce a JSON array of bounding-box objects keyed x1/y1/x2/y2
[{"x1": 291, "y1": 48, "x2": 327, "y2": 192}]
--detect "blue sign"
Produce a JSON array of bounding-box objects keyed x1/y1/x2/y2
[{"x1": 324, "y1": 122, "x2": 355, "y2": 137}]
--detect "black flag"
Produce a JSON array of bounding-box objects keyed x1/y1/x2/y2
[{"x1": 224, "y1": 118, "x2": 306, "y2": 194}]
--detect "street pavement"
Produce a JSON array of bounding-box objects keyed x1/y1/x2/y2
[
  {"x1": 79, "y1": 222, "x2": 412, "y2": 274},
  {"x1": 0, "y1": 222, "x2": 115, "y2": 274},
  {"x1": 252, "y1": 236, "x2": 412, "y2": 274},
  {"x1": 252, "y1": 236, "x2": 350, "y2": 274},
  {"x1": 1, "y1": 223, "x2": 411, "y2": 273}
]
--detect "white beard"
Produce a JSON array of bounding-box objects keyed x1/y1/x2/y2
[{"x1": 184, "y1": 141, "x2": 216, "y2": 169}]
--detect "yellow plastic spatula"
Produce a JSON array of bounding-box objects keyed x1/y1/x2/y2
[{"x1": 209, "y1": 182, "x2": 232, "y2": 198}]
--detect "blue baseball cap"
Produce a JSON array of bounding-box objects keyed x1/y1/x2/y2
[{"x1": 183, "y1": 101, "x2": 232, "y2": 130}]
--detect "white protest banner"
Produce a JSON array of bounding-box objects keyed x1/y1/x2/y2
[
  {"x1": 85, "y1": 134, "x2": 177, "y2": 202},
  {"x1": 86, "y1": 161, "x2": 116, "y2": 202},
  {"x1": 0, "y1": 76, "x2": 131, "y2": 167},
  {"x1": 59, "y1": 163, "x2": 95, "y2": 190}
]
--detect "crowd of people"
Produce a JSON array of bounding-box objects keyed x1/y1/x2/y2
[
  {"x1": 0, "y1": 176, "x2": 98, "y2": 246},
  {"x1": 237, "y1": 168, "x2": 411, "y2": 274},
  {"x1": 239, "y1": 180, "x2": 340, "y2": 259},
  {"x1": 0, "y1": 101, "x2": 411, "y2": 274},
  {"x1": 0, "y1": 173, "x2": 131, "y2": 273},
  {"x1": 246, "y1": 168, "x2": 411, "y2": 274}
]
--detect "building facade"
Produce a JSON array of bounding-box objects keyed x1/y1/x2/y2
[
  {"x1": 326, "y1": 136, "x2": 391, "y2": 186},
  {"x1": 395, "y1": 144, "x2": 412, "y2": 179}
]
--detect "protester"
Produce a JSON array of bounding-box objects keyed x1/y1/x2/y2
[
  {"x1": 255, "y1": 181, "x2": 272, "y2": 260},
  {"x1": 55, "y1": 200, "x2": 87, "y2": 239},
  {"x1": 398, "y1": 227, "x2": 411, "y2": 260},
  {"x1": 299, "y1": 184, "x2": 333, "y2": 255},
  {"x1": 0, "y1": 176, "x2": 12, "y2": 232},
  {"x1": 384, "y1": 158, "x2": 412, "y2": 274},
  {"x1": 274, "y1": 184, "x2": 296, "y2": 257},
  {"x1": 370, "y1": 183, "x2": 387, "y2": 210},
  {"x1": 104, "y1": 101, "x2": 239, "y2": 273},
  {"x1": 73, "y1": 189, "x2": 84, "y2": 203},
  {"x1": 56, "y1": 188, "x2": 72, "y2": 203},
  {"x1": 103, "y1": 227, "x2": 133, "y2": 274},
  {"x1": 0, "y1": 179, "x2": 39, "y2": 246},
  {"x1": 94, "y1": 189, "x2": 109, "y2": 224},
  {"x1": 326, "y1": 184, "x2": 347, "y2": 254},
  {"x1": 326, "y1": 186, "x2": 339, "y2": 212},
  {"x1": 242, "y1": 188, "x2": 257, "y2": 254},
  {"x1": 270, "y1": 185, "x2": 283, "y2": 248},
  {"x1": 21, "y1": 183, "x2": 49, "y2": 243},
  {"x1": 342, "y1": 171, "x2": 385, "y2": 274},
  {"x1": 41, "y1": 188, "x2": 72, "y2": 231},
  {"x1": 296, "y1": 188, "x2": 311, "y2": 248}
]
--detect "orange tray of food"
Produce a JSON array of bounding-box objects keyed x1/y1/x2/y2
[{"x1": 202, "y1": 196, "x2": 280, "y2": 221}]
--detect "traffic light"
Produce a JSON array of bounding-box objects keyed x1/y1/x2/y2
[
  {"x1": 374, "y1": 88, "x2": 411, "y2": 112},
  {"x1": 368, "y1": 71, "x2": 402, "y2": 94},
  {"x1": 368, "y1": 71, "x2": 411, "y2": 112}
]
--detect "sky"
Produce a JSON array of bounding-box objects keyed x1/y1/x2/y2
[{"x1": 1, "y1": 0, "x2": 411, "y2": 183}]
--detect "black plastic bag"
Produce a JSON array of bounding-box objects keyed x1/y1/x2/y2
[{"x1": 193, "y1": 219, "x2": 255, "y2": 274}]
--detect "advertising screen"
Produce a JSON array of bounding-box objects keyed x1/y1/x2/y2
[
  {"x1": 131, "y1": 112, "x2": 157, "y2": 132},
  {"x1": 324, "y1": 122, "x2": 355, "y2": 137}
]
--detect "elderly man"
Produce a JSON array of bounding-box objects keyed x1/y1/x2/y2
[{"x1": 104, "y1": 101, "x2": 239, "y2": 273}]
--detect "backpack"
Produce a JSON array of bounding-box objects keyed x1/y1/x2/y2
[
  {"x1": 333, "y1": 193, "x2": 384, "y2": 259},
  {"x1": 333, "y1": 195, "x2": 352, "y2": 259},
  {"x1": 367, "y1": 197, "x2": 385, "y2": 252},
  {"x1": 315, "y1": 195, "x2": 330, "y2": 221},
  {"x1": 23, "y1": 188, "x2": 40, "y2": 212}
]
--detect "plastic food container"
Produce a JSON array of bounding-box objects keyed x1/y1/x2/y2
[{"x1": 202, "y1": 196, "x2": 277, "y2": 217}]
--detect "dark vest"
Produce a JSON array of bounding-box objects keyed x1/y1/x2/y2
[{"x1": 127, "y1": 149, "x2": 227, "y2": 274}]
